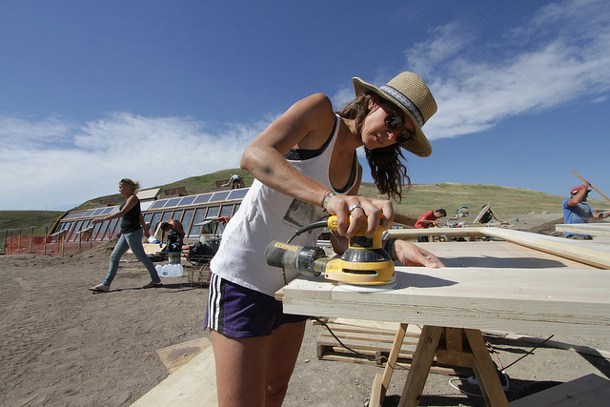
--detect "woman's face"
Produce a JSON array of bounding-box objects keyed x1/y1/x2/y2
[
  {"x1": 360, "y1": 98, "x2": 415, "y2": 150},
  {"x1": 119, "y1": 183, "x2": 134, "y2": 196}
]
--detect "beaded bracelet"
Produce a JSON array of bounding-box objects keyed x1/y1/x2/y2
[
  {"x1": 383, "y1": 237, "x2": 398, "y2": 258},
  {"x1": 321, "y1": 191, "x2": 337, "y2": 212}
]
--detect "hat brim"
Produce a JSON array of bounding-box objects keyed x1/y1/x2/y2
[{"x1": 353, "y1": 77, "x2": 432, "y2": 157}]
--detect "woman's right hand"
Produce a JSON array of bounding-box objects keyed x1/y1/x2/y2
[{"x1": 324, "y1": 194, "x2": 394, "y2": 239}]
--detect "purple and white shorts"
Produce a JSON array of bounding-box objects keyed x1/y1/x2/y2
[{"x1": 205, "y1": 272, "x2": 309, "y2": 338}]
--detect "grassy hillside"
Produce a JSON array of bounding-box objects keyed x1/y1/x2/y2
[
  {"x1": 359, "y1": 182, "x2": 608, "y2": 220},
  {"x1": 0, "y1": 210, "x2": 64, "y2": 235},
  {"x1": 3, "y1": 169, "x2": 609, "y2": 237}
]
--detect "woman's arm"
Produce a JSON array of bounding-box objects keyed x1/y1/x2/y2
[
  {"x1": 241, "y1": 93, "x2": 393, "y2": 237},
  {"x1": 140, "y1": 214, "x2": 150, "y2": 238},
  {"x1": 387, "y1": 239, "x2": 445, "y2": 268},
  {"x1": 91, "y1": 195, "x2": 138, "y2": 224}
]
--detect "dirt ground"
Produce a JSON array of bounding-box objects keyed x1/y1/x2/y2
[{"x1": 1, "y1": 215, "x2": 609, "y2": 407}]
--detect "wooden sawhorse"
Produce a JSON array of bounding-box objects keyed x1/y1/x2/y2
[{"x1": 369, "y1": 324, "x2": 508, "y2": 407}]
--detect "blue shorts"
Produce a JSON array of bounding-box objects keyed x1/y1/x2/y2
[{"x1": 205, "y1": 273, "x2": 309, "y2": 339}]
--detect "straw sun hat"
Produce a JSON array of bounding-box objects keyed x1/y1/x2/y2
[{"x1": 352, "y1": 71, "x2": 437, "y2": 157}]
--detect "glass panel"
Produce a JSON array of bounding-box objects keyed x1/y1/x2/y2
[
  {"x1": 206, "y1": 206, "x2": 220, "y2": 219},
  {"x1": 189, "y1": 208, "x2": 208, "y2": 237},
  {"x1": 228, "y1": 188, "x2": 249, "y2": 200},
  {"x1": 161, "y1": 212, "x2": 172, "y2": 222},
  {"x1": 110, "y1": 219, "x2": 121, "y2": 237},
  {"x1": 69, "y1": 220, "x2": 84, "y2": 242},
  {"x1": 102, "y1": 207, "x2": 114, "y2": 214},
  {"x1": 149, "y1": 200, "x2": 168, "y2": 209},
  {"x1": 211, "y1": 191, "x2": 230, "y2": 202},
  {"x1": 182, "y1": 209, "x2": 194, "y2": 236},
  {"x1": 220, "y1": 204, "x2": 233, "y2": 218},
  {"x1": 178, "y1": 196, "x2": 196, "y2": 206},
  {"x1": 93, "y1": 222, "x2": 106, "y2": 240},
  {"x1": 193, "y1": 194, "x2": 212, "y2": 204},
  {"x1": 148, "y1": 212, "x2": 162, "y2": 237},
  {"x1": 164, "y1": 197, "x2": 182, "y2": 208},
  {"x1": 143, "y1": 213, "x2": 152, "y2": 224},
  {"x1": 172, "y1": 209, "x2": 184, "y2": 221}
]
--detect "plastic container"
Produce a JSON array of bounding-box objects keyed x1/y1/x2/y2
[{"x1": 155, "y1": 263, "x2": 184, "y2": 278}]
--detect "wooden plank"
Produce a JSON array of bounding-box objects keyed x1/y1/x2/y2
[
  {"x1": 283, "y1": 266, "x2": 610, "y2": 339},
  {"x1": 480, "y1": 227, "x2": 610, "y2": 268},
  {"x1": 555, "y1": 223, "x2": 610, "y2": 237},
  {"x1": 131, "y1": 338, "x2": 217, "y2": 407},
  {"x1": 388, "y1": 227, "x2": 610, "y2": 269},
  {"x1": 388, "y1": 227, "x2": 486, "y2": 239},
  {"x1": 156, "y1": 337, "x2": 212, "y2": 374},
  {"x1": 509, "y1": 373, "x2": 610, "y2": 407}
]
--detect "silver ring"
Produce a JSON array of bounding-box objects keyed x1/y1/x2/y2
[{"x1": 348, "y1": 204, "x2": 363, "y2": 213}]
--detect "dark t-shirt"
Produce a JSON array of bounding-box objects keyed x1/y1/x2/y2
[{"x1": 120, "y1": 197, "x2": 142, "y2": 233}]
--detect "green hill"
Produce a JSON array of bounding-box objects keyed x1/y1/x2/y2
[{"x1": 3, "y1": 169, "x2": 609, "y2": 238}]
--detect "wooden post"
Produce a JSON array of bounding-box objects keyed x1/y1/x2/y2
[{"x1": 43, "y1": 226, "x2": 48, "y2": 255}]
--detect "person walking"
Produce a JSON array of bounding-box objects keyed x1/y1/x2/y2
[
  {"x1": 205, "y1": 71, "x2": 445, "y2": 406},
  {"x1": 89, "y1": 178, "x2": 162, "y2": 292}
]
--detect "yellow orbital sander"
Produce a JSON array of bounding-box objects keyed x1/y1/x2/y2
[{"x1": 265, "y1": 215, "x2": 396, "y2": 288}]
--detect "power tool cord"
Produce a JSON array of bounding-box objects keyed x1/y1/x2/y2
[
  {"x1": 448, "y1": 333, "x2": 555, "y2": 397},
  {"x1": 287, "y1": 220, "x2": 328, "y2": 243},
  {"x1": 313, "y1": 317, "x2": 388, "y2": 364}
]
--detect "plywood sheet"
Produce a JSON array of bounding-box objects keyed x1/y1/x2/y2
[
  {"x1": 280, "y1": 241, "x2": 610, "y2": 340},
  {"x1": 132, "y1": 338, "x2": 217, "y2": 407}
]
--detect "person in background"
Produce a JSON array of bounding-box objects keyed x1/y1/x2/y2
[
  {"x1": 157, "y1": 219, "x2": 185, "y2": 247},
  {"x1": 89, "y1": 178, "x2": 162, "y2": 292},
  {"x1": 562, "y1": 181, "x2": 610, "y2": 239},
  {"x1": 222, "y1": 173, "x2": 244, "y2": 189},
  {"x1": 205, "y1": 71, "x2": 445, "y2": 406},
  {"x1": 414, "y1": 208, "x2": 447, "y2": 242}
]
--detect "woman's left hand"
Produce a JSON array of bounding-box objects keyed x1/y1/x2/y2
[{"x1": 394, "y1": 239, "x2": 445, "y2": 268}]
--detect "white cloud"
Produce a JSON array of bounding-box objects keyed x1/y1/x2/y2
[
  {"x1": 415, "y1": 0, "x2": 610, "y2": 139},
  {"x1": 329, "y1": 0, "x2": 609, "y2": 142},
  {"x1": 0, "y1": 113, "x2": 267, "y2": 210}
]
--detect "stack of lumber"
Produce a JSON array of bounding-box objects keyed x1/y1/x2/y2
[{"x1": 315, "y1": 318, "x2": 468, "y2": 375}]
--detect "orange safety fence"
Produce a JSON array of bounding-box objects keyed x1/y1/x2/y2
[{"x1": 2, "y1": 234, "x2": 104, "y2": 256}]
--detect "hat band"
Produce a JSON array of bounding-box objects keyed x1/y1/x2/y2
[{"x1": 380, "y1": 85, "x2": 424, "y2": 127}]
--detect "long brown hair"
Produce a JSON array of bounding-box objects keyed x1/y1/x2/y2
[{"x1": 337, "y1": 95, "x2": 410, "y2": 201}]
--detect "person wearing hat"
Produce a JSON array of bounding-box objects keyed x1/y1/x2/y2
[
  {"x1": 204, "y1": 71, "x2": 445, "y2": 406},
  {"x1": 562, "y1": 181, "x2": 610, "y2": 239}
]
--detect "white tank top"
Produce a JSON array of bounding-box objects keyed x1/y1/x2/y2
[{"x1": 211, "y1": 115, "x2": 357, "y2": 296}]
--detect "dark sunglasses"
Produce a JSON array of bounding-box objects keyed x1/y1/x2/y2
[
  {"x1": 384, "y1": 112, "x2": 414, "y2": 145},
  {"x1": 119, "y1": 178, "x2": 135, "y2": 186}
]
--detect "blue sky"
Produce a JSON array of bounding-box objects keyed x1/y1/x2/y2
[{"x1": 1, "y1": 0, "x2": 609, "y2": 211}]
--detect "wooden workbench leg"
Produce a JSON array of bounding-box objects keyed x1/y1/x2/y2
[
  {"x1": 398, "y1": 325, "x2": 443, "y2": 407},
  {"x1": 369, "y1": 323, "x2": 408, "y2": 407},
  {"x1": 463, "y1": 329, "x2": 508, "y2": 407}
]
